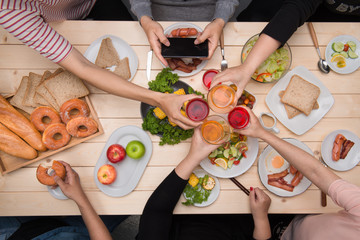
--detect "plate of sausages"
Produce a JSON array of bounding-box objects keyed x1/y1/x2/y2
[
  {"x1": 163, "y1": 23, "x2": 208, "y2": 77},
  {"x1": 258, "y1": 138, "x2": 312, "y2": 197},
  {"x1": 321, "y1": 129, "x2": 360, "y2": 171}
]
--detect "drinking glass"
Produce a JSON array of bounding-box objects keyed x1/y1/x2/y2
[
  {"x1": 201, "y1": 115, "x2": 230, "y2": 144},
  {"x1": 228, "y1": 106, "x2": 250, "y2": 129},
  {"x1": 207, "y1": 84, "x2": 236, "y2": 114},
  {"x1": 185, "y1": 98, "x2": 209, "y2": 122}
]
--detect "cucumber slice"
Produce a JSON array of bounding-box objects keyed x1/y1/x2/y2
[
  {"x1": 228, "y1": 159, "x2": 234, "y2": 168},
  {"x1": 348, "y1": 49, "x2": 358, "y2": 59},
  {"x1": 347, "y1": 41, "x2": 356, "y2": 52},
  {"x1": 230, "y1": 146, "x2": 238, "y2": 157},
  {"x1": 331, "y1": 52, "x2": 341, "y2": 57},
  {"x1": 332, "y1": 42, "x2": 344, "y2": 52},
  {"x1": 340, "y1": 51, "x2": 349, "y2": 58},
  {"x1": 223, "y1": 149, "x2": 230, "y2": 159},
  {"x1": 209, "y1": 150, "x2": 218, "y2": 158}
]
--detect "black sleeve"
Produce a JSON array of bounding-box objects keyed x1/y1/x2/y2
[
  {"x1": 137, "y1": 169, "x2": 188, "y2": 240},
  {"x1": 261, "y1": 0, "x2": 322, "y2": 45}
]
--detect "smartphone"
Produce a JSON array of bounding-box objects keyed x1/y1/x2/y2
[{"x1": 161, "y1": 38, "x2": 208, "y2": 58}]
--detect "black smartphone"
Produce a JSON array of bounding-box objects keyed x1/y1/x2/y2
[{"x1": 161, "y1": 38, "x2": 208, "y2": 58}]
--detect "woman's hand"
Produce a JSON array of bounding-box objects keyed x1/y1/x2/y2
[
  {"x1": 141, "y1": 16, "x2": 169, "y2": 66},
  {"x1": 249, "y1": 187, "x2": 271, "y2": 219},
  {"x1": 235, "y1": 106, "x2": 267, "y2": 139}
]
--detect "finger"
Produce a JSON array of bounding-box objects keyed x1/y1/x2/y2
[
  {"x1": 156, "y1": 32, "x2": 170, "y2": 46},
  {"x1": 54, "y1": 175, "x2": 65, "y2": 188},
  {"x1": 210, "y1": 72, "x2": 229, "y2": 88},
  {"x1": 153, "y1": 46, "x2": 169, "y2": 67},
  {"x1": 173, "y1": 114, "x2": 201, "y2": 129},
  {"x1": 249, "y1": 187, "x2": 256, "y2": 202},
  {"x1": 207, "y1": 43, "x2": 216, "y2": 60},
  {"x1": 194, "y1": 31, "x2": 208, "y2": 45}
]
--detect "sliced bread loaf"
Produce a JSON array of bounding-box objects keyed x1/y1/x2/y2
[{"x1": 10, "y1": 76, "x2": 35, "y2": 114}]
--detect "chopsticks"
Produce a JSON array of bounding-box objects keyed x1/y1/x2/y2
[{"x1": 229, "y1": 177, "x2": 250, "y2": 196}]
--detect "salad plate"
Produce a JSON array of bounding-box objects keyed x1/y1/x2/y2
[
  {"x1": 84, "y1": 34, "x2": 138, "y2": 81},
  {"x1": 163, "y1": 23, "x2": 208, "y2": 77},
  {"x1": 94, "y1": 126, "x2": 152, "y2": 197},
  {"x1": 200, "y1": 136, "x2": 259, "y2": 178},
  {"x1": 183, "y1": 169, "x2": 220, "y2": 207},
  {"x1": 258, "y1": 138, "x2": 312, "y2": 197},
  {"x1": 325, "y1": 35, "x2": 360, "y2": 74},
  {"x1": 321, "y1": 129, "x2": 360, "y2": 171},
  {"x1": 266, "y1": 66, "x2": 334, "y2": 135}
]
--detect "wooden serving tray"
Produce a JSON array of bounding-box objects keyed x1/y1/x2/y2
[{"x1": 0, "y1": 95, "x2": 104, "y2": 174}]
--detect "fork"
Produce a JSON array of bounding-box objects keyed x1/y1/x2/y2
[
  {"x1": 220, "y1": 30, "x2": 228, "y2": 71},
  {"x1": 319, "y1": 156, "x2": 327, "y2": 207}
]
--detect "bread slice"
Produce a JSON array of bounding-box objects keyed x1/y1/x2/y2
[
  {"x1": 34, "y1": 71, "x2": 52, "y2": 107},
  {"x1": 279, "y1": 91, "x2": 319, "y2": 119},
  {"x1": 281, "y1": 75, "x2": 320, "y2": 116},
  {"x1": 9, "y1": 76, "x2": 35, "y2": 114},
  {"x1": 113, "y1": 57, "x2": 131, "y2": 80},
  {"x1": 95, "y1": 37, "x2": 120, "y2": 68},
  {"x1": 23, "y1": 72, "x2": 43, "y2": 107},
  {"x1": 44, "y1": 70, "x2": 89, "y2": 107}
]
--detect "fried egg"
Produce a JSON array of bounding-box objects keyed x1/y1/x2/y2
[{"x1": 265, "y1": 150, "x2": 289, "y2": 173}]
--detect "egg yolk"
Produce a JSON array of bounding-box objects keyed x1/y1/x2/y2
[{"x1": 272, "y1": 155, "x2": 284, "y2": 169}]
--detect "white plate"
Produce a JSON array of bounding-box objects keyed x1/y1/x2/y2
[
  {"x1": 258, "y1": 138, "x2": 312, "y2": 197},
  {"x1": 266, "y1": 66, "x2": 334, "y2": 135},
  {"x1": 47, "y1": 186, "x2": 68, "y2": 200},
  {"x1": 83, "y1": 35, "x2": 138, "y2": 81},
  {"x1": 200, "y1": 136, "x2": 259, "y2": 178},
  {"x1": 163, "y1": 23, "x2": 208, "y2": 77},
  {"x1": 321, "y1": 129, "x2": 360, "y2": 171},
  {"x1": 183, "y1": 169, "x2": 220, "y2": 207},
  {"x1": 94, "y1": 126, "x2": 152, "y2": 197},
  {"x1": 325, "y1": 35, "x2": 360, "y2": 74}
]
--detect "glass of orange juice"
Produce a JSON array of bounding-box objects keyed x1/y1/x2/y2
[
  {"x1": 207, "y1": 84, "x2": 236, "y2": 114},
  {"x1": 201, "y1": 115, "x2": 230, "y2": 144}
]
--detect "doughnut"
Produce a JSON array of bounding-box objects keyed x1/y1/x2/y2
[
  {"x1": 36, "y1": 160, "x2": 66, "y2": 186},
  {"x1": 42, "y1": 123, "x2": 71, "y2": 150},
  {"x1": 66, "y1": 117, "x2": 98, "y2": 138},
  {"x1": 60, "y1": 98, "x2": 90, "y2": 124},
  {"x1": 30, "y1": 106, "x2": 61, "y2": 132}
]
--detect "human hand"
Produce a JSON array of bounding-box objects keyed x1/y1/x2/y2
[
  {"x1": 54, "y1": 161, "x2": 86, "y2": 203},
  {"x1": 140, "y1": 16, "x2": 169, "y2": 66},
  {"x1": 158, "y1": 93, "x2": 202, "y2": 130},
  {"x1": 249, "y1": 187, "x2": 271, "y2": 219},
  {"x1": 234, "y1": 106, "x2": 267, "y2": 139},
  {"x1": 194, "y1": 18, "x2": 225, "y2": 59}
]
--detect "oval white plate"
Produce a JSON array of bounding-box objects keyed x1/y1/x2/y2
[
  {"x1": 258, "y1": 138, "x2": 312, "y2": 197},
  {"x1": 200, "y1": 136, "x2": 259, "y2": 178},
  {"x1": 163, "y1": 23, "x2": 208, "y2": 77},
  {"x1": 47, "y1": 186, "x2": 68, "y2": 200},
  {"x1": 94, "y1": 126, "x2": 152, "y2": 197},
  {"x1": 183, "y1": 169, "x2": 220, "y2": 207},
  {"x1": 321, "y1": 129, "x2": 360, "y2": 171},
  {"x1": 84, "y1": 34, "x2": 138, "y2": 81},
  {"x1": 325, "y1": 35, "x2": 360, "y2": 74}
]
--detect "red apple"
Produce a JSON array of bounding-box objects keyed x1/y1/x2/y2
[
  {"x1": 107, "y1": 144, "x2": 126, "y2": 163},
  {"x1": 97, "y1": 164, "x2": 117, "y2": 185}
]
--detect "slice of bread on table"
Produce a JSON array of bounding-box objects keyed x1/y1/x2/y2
[
  {"x1": 23, "y1": 72, "x2": 43, "y2": 107},
  {"x1": 113, "y1": 57, "x2": 131, "y2": 80},
  {"x1": 280, "y1": 75, "x2": 320, "y2": 116},
  {"x1": 279, "y1": 91, "x2": 319, "y2": 119},
  {"x1": 34, "y1": 71, "x2": 53, "y2": 107},
  {"x1": 35, "y1": 69, "x2": 63, "y2": 111},
  {"x1": 95, "y1": 37, "x2": 120, "y2": 68},
  {"x1": 9, "y1": 76, "x2": 35, "y2": 114}
]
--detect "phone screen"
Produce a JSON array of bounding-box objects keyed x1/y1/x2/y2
[{"x1": 161, "y1": 38, "x2": 208, "y2": 58}]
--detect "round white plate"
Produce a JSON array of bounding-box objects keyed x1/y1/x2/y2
[
  {"x1": 84, "y1": 34, "x2": 138, "y2": 81},
  {"x1": 47, "y1": 185, "x2": 68, "y2": 200},
  {"x1": 325, "y1": 35, "x2": 360, "y2": 74},
  {"x1": 183, "y1": 169, "x2": 220, "y2": 207},
  {"x1": 94, "y1": 126, "x2": 153, "y2": 197},
  {"x1": 321, "y1": 129, "x2": 360, "y2": 171},
  {"x1": 200, "y1": 136, "x2": 259, "y2": 178},
  {"x1": 163, "y1": 23, "x2": 208, "y2": 77},
  {"x1": 258, "y1": 138, "x2": 312, "y2": 197}
]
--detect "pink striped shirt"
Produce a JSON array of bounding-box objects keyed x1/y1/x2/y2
[{"x1": 0, "y1": 0, "x2": 96, "y2": 63}]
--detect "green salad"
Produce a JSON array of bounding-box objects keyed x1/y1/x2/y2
[
  {"x1": 242, "y1": 35, "x2": 290, "y2": 83},
  {"x1": 182, "y1": 175, "x2": 211, "y2": 206}
]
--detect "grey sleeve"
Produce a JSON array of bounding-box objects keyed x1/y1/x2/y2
[
  {"x1": 129, "y1": 0, "x2": 153, "y2": 20},
  {"x1": 213, "y1": 0, "x2": 240, "y2": 23}
]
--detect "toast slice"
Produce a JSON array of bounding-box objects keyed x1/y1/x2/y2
[
  {"x1": 95, "y1": 37, "x2": 121, "y2": 68},
  {"x1": 23, "y1": 72, "x2": 43, "y2": 107},
  {"x1": 44, "y1": 70, "x2": 89, "y2": 107},
  {"x1": 9, "y1": 76, "x2": 35, "y2": 114},
  {"x1": 279, "y1": 91, "x2": 319, "y2": 119},
  {"x1": 113, "y1": 57, "x2": 131, "y2": 80},
  {"x1": 281, "y1": 75, "x2": 320, "y2": 116},
  {"x1": 34, "y1": 71, "x2": 53, "y2": 107}
]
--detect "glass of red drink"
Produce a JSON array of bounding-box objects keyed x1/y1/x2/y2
[
  {"x1": 202, "y1": 69, "x2": 219, "y2": 90},
  {"x1": 228, "y1": 107, "x2": 250, "y2": 129},
  {"x1": 185, "y1": 98, "x2": 209, "y2": 122}
]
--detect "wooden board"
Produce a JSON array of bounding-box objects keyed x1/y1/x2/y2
[{"x1": 0, "y1": 95, "x2": 104, "y2": 174}]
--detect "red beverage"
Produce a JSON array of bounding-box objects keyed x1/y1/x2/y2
[
  {"x1": 203, "y1": 69, "x2": 219, "y2": 90},
  {"x1": 228, "y1": 107, "x2": 250, "y2": 129},
  {"x1": 185, "y1": 98, "x2": 209, "y2": 121}
]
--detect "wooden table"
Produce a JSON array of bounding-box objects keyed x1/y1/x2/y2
[{"x1": 0, "y1": 21, "x2": 359, "y2": 216}]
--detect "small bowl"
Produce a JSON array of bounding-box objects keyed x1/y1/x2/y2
[
  {"x1": 241, "y1": 34, "x2": 292, "y2": 83},
  {"x1": 237, "y1": 89, "x2": 257, "y2": 109}
]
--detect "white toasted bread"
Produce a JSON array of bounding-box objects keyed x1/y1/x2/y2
[
  {"x1": 95, "y1": 37, "x2": 120, "y2": 68},
  {"x1": 9, "y1": 76, "x2": 35, "y2": 114},
  {"x1": 113, "y1": 57, "x2": 131, "y2": 80}
]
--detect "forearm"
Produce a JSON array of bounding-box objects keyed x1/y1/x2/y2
[
  {"x1": 252, "y1": 215, "x2": 271, "y2": 240},
  {"x1": 75, "y1": 195, "x2": 112, "y2": 240}
]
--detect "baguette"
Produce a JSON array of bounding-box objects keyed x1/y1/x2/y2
[
  {"x1": 0, "y1": 95, "x2": 46, "y2": 152},
  {"x1": 0, "y1": 123, "x2": 37, "y2": 159}
]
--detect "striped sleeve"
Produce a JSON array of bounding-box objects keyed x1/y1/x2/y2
[{"x1": 0, "y1": 9, "x2": 72, "y2": 63}]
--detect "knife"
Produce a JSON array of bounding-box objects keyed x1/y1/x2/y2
[{"x1": 146, "y1": 48, "x2": 153, "y2": 81}]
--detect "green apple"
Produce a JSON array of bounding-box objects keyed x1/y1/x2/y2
[{"x1": 126, "y1": 140, "x2": 145, "y2": 159}]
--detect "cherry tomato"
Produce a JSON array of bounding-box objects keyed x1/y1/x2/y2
[
  {"x1": 343, "y1": 44, "x2": 349, "y2": 52},
  {"x1": 234, "y1": 160, "x2": 240, "y2": 165}
]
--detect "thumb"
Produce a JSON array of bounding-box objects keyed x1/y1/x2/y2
[
  {"x1": 54, "y1": 175, "x2": 65, "y2": 188},
  {"x1": 194, "y1": 32, "x2": 207, "y2": 45},
  {"x1": 157, "y1": 32, "x2": 170, "y2": 46},
  {"x1": 249, "y1": 187, "x2": 256, "y2": 203}
]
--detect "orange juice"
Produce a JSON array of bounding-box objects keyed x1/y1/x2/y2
[
  {"x1": 207, "y1": 84, "x2": 236, "y2": 113},
  {"x1": 201, "y1": 115, "x2": 230, "y2": 144}
]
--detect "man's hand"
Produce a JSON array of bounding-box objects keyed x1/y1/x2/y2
[
  {"x1": 194, "y1": 18, "x2": 225, "y2": 59},
  {"x1": 141, "y1": 16, "x2": 169, "y2": 66}
]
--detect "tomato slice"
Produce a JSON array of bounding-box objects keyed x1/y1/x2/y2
[
  {"x1": 343, "y1": 44, "x2": 349, "y2": 52},
  {"x1": 256, "y1": 73, "x2": 272, "y2": 82},
  {"x1": 234, "y1": 160, "x2": 240, "y2": 165}
]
